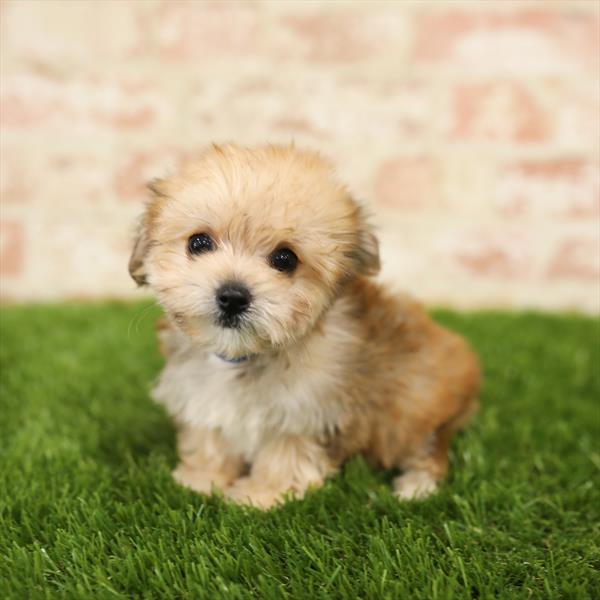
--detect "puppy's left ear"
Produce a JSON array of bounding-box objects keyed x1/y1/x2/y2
[{"x1": 353, "y1": 205, "x2": 381, "y2": 276}]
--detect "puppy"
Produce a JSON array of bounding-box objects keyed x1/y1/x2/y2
[{"x1": 129, "y1": 144, "x2": 480, "y2": 508}]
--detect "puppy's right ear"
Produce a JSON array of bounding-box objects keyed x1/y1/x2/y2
[
  {"x1": 128, "y1": 179, "x2": 166, "y2": 286},
  {"x1": 147, "y1": 177, "x2": 169, "y2": 198},
  {"x1": 128, "y1": 224, "x2": 150, "y2": 286}
]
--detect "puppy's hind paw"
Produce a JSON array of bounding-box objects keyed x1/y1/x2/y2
[{"x1": 393, "y1": 471, "x2": 439, "y2": 500}]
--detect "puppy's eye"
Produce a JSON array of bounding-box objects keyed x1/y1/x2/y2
[
  {"x1": 269, "y1": 247, "x2": 298, "y2": 273},
  {"x1": 188, "y1": 233, "x2": 214, "y2": 255}
]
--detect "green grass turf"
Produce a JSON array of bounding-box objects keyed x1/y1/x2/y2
[{"x1": 0, "y1": 302, "x2": 599, "y2": 599}]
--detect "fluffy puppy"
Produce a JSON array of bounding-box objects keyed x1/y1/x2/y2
[{"x1": 129, "y1": 144, "x2": 480, "y2": 508}]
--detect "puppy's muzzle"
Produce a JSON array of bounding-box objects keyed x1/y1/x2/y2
[{"x1": 216, "y1": 282, "x2": 251, "y2": 328}]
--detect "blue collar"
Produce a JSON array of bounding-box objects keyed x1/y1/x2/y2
[{"x1": 216, "y1": 354, "x2": 253, "y2": 364}]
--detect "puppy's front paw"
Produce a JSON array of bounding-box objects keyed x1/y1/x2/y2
[
  {"x1": 225, "y1": 478, "x2": 289, "y2": 510},
  {"x1": 172, "y1": 464, "x2": 227, "y2": 495},
  {"x1": 393, "y1": 470, "x2": 439, "y2": 500}
]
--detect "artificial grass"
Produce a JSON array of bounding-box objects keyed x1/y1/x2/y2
[{"x1": 0, "y1": 301, "x2": 598, "y2": 599}]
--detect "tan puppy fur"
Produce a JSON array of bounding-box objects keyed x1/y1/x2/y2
[{"x1": 130, "y1": 144, "x2": 480, "y2": 509}]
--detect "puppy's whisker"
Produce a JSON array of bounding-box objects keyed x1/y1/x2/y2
[{"x1": 127, "y1": 302, "x2": 158, "y2": 341}]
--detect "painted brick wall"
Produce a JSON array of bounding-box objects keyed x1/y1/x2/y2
[{"x1": 1, "y1": 0, "x2": 598, "y2": 311}]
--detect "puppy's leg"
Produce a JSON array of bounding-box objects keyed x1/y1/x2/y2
[
  {"x1": 393, "y1": 401, "x2": 477, "y2": 500},
  {"x1": 172, "y1": 423, "x2": 243, "y2": 495},
  {"x1": 393, "y1": 431, "x2": 449, "y2": 500},
  {"x1": 226, "y1": 435, "x2": 335, "y2": 509}
]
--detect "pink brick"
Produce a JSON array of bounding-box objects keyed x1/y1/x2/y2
[
  {"x1": 0, "y1": 89, "x2": 60, "y2": 128},
  {"x1": 1, "y1": 0, "x2": 140, "y2": 67},
  {"x1": 138, "y1": 1, "x2": 260, "y2": 60},
  {"x1": 186, "y1": 75, "x2": 435, "y2": 144},
  {"x1": 367, "y1": 79, "x2": 438, "y2": 138},
  {"x1": 440, "y1": 230, "x2": 531, "y2": 279},
  {"x1": 413, "y1": 11, "x2": 599, "y2": 71},
  {"x1": 548, "y1": 79, "x2": 600, "y2": 147},
  {"x1": 271, "y1": 117, "x2": 322, "y2": 137},
  {"x1": 0, "y1": 74, "x2": 167, "y2": 130},
  {"x1": 375, "y1": 158, "x2": 437, "y2": 209},
  {"x1": 548, "y1": 238, "x2": 600, "y2": 281},
  {"x1": 495, "y1": 159, "x2": 600, "y2": 218},
  {"x1": 279, "y1": 11, "x2": 409, "y2": 62},
  {"x1": 0, "y1": 155, "x2": 34, "y2": 204},
  {"x1": 450, "y1": 82, "x2": 549, "y2": 142},
  {"x1": 114, "y1": 150, "x2": 178, "y2": 202},
  {"x1": 0, "y1": 221, "x2": 25, "y2": 277}
]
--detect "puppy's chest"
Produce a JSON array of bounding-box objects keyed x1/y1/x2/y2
[{"x1": 153, "y1": 353, "x2": 346, "y2": 458}]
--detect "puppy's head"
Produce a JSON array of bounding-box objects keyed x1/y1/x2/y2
[{"x1": 129, "y1": 144, "x2": 379, "y2": 360}]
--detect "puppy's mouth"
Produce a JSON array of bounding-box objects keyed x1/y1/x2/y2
[
  {"x1": 209, "y1": 311, "x2": 270, "y2": 361},
  {"x1": 216, "y1": 313, "x2": 245, "y2": 329}
]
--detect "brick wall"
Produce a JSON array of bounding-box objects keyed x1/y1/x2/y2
[{"x1": 1, "y1": 0, "x2": 598, "y2": 312}]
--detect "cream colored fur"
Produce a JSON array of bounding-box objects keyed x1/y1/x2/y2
[{"x1": 153, "y1": 297, "x2": 356, "y2": 461}]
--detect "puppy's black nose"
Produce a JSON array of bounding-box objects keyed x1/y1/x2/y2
[{"x1": 216, "y1": 283, "x2": 251, "y2": 318}]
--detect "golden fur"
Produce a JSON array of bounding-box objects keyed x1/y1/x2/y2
[{"x1": 130, "y1": 144, "x2": 480, "y2": 508}]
